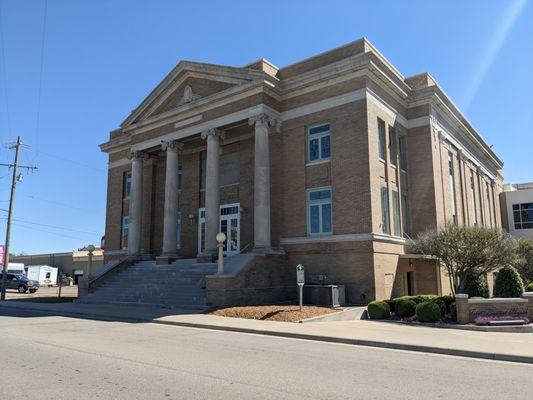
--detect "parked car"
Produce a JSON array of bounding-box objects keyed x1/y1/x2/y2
[{"x1": 0, "y1": 273, "x2": 39, "y2": 293}]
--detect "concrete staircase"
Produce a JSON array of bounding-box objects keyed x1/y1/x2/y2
[{"x1": 85, "y1": 259, "x2": 218, "y2": 309}]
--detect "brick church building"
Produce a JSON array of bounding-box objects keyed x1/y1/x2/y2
[{"x1": 98, "y1": 38, "x2": 504, "y2": 306}]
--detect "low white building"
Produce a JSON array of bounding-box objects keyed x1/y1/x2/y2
[{"x1": 500, "y1": 182, "x2": 533, "y2": 239}]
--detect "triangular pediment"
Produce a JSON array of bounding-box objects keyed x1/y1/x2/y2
[{"x1": 122, "y1": 62, "x2": 265, "y2": 128}]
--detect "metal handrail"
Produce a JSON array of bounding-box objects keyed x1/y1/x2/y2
[{"x1": 88, "y1": 256, "x2": 136, "y2": 290}]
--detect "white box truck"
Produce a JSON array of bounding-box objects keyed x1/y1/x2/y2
[{"x1": 26, "y1": 265, "x2": 58, "y2": 286}]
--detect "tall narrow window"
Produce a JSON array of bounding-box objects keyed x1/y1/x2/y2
[
  {"x1": 176, "y1": 213, "x2": 182, "y2": 249},
  {"x1": 470, "y1": 171, "x2": 477, "y2": 226},
  {"x1": 121, "y1": 216, "x2": 129, "y2": 249},
  {"x1": 307, "y1": 188, "x2": 333, "y2": 235},
  {"x1": 178, "y1": 165, "x2": 183, "y2": 191},
  {"x1": 389, "y1": 127, "x2": 397, "y2": 166},
  {"x1": 381, "y1": 184, "x2": 390, "y2": 234},
  {"x1": 402, "y1": 192, "x2": 411, "y2": 237},
  {"x1": 399, "y1": 135, "x2": 407, "y2": 171},
  {"x1": 486, "y1": 182, "x2": 492, "y2": 227},
  {"x1": 392, "y1": 189, "x2": 401, "y2": 236},
  {"x1": 378, "y1": 119, "x2": 386, "y2": 160},
  {"x1": 448, "y1": 153, "x2": 458, "y2": 224},
  {"x1": 123, "y1": 171, "x2": 132, "y2": 199},
  {"x1": 307, "y1": 123, "x2": 331, "y2": 163}
]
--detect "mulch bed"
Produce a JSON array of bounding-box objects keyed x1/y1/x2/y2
[{"x1": 209, "y1": 305, "x2": 340, "y2": 322}]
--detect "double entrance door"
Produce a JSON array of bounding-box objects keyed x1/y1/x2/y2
[{"x1": 198, "y1": 203, "x2": 240, "y2": 256}]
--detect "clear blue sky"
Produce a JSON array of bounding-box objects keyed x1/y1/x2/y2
[{"x1": 0, "y1": 0, "x2": 532, "y2": 255}]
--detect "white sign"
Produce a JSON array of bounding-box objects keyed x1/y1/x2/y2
[{"x1": 296, "y1": 264, "x2": 305, "y2": 285}]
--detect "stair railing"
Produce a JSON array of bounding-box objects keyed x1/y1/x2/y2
[{"x1": 88, "y1": 256, "x2": 137, "y2": 292}]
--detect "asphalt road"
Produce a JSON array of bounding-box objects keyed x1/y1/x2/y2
[{"x1": 0, "y1": 307, "x2": 531, "y2": 400}]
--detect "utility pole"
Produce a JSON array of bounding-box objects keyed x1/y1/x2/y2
[{"x1": 1, "y1": 136, "x2": 37, "y2": 301}]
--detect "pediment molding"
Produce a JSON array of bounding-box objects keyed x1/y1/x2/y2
[{"x1": 121, "y1": 62, "x2": 272, "y2": 129}]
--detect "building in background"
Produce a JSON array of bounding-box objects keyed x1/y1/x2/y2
[
  {"x1": 12, "y1": 248, "x2": 104, "y2": 284},
  {"x1": 500, "y1": 183, "x2": 533, "y2": 239}
]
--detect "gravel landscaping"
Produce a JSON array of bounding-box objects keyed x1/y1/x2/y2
[{"x1": 209, "y1": 305, "x2": 341, "y2": 322}]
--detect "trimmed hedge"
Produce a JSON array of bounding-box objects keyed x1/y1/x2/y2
[
  {"x1": 368, "y1": 301, "x2": 390, "y2": 319},
  {"x1": 463, "y1": 272, "x2": 489, "y2": 298},
  {"x1": 396, "y1": 299, "x2": 417, "y2": 318},
  {"x1": 416, "y1": 301, "x2": 441, "y2": 323},
  {"x1": 526, "y1": 282, "x2": 533, "y2": 292},
  {"x1": 494, "y1": 265, "x2": 524, "y2": 298}
]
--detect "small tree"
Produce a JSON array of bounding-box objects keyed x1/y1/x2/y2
[
  {"x1": 493, "y1": 265, "x2": 524, "y2": 298},
  {"x1": 411, "y1": 225, "x2": 516, "y2": 294},
  {"x1": 515, "y1": 238, "x2": 533, "y2": 284}
]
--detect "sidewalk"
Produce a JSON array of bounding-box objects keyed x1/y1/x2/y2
[{"x1": 1, "y1": 300, "x2": 532, "y2": 364}]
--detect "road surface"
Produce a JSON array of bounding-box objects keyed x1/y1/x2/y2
[{"x1": 0, "y1": 307, "x2": 530, "y2": 399}]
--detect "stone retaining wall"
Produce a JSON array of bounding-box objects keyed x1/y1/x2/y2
[{"x1": 456, "y1": 293, "x2": 533, "y2": 324}]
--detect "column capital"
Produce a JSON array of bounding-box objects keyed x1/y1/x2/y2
[
  {"x1": 161, "y1": 140, "x2": 184, "y2": 152},
  {"x1": 201, "y1": 128, "x2": 225, "y2": 141},
  {"x1": 437, "y1": 130, "x2": 446, "y2": 143},
  {"x1": 457, "y1": 149, "x2": 468, "y2": 162},
  {"x1": 128, "y1": 150, "x2": 148, "y2": 161},
  {"x1": 248, "y1": 113, "x2": 279, "y2": 129}
]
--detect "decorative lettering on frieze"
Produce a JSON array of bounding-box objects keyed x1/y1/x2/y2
[{"x1": 200, "y1": 128, "x2": 225, "y2": 141}]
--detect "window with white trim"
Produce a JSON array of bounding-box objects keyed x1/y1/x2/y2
[
  {"x1": 402, "y1": 192, "x2": 411, "y2": 237},
  {"x1": 307, "y1": 124, "x2": 330, "y2": 163},
  {"x1": 121, "y1": 216, "x2": 129, "y2": 249},
  {"x1": 449, "y1": 153, "x2": 458, "y2": 225},
  {"x1": 470, "y1": 171, "x2": 477, "y2": 226},
  {"x1": 389, "y1": 127, "x2": 397, "y2": 166},
  {"x1": 392, "y1": 188, "x2": 401, "y2": 236},
  {"x1": 176, "y1": 213, "x2": 182, "y2": 249},
  {"x1": 123, "y1": 171, "x2": 132, "y2": 199},
  {"x1": 378, "y1": 119, "x2": 386, "y2": 160},
  {"x1": 307, "y1": 187, "x2": 332, "y2": 235},
  {"x1": 380, "y1": 184, "x2": 390, "y2": 234}
]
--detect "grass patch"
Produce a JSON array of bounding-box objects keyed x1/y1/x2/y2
[{"x1": 209, "y1": 305, "x2": 340, "y2": 322}]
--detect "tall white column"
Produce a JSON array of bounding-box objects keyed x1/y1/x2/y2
[
  {"x1": 161, "y1": 140, "x2": 183, "y2": 258},
  {"x1": 249, "y1": 113, "x2": 277, "y2": 251},
  {"x1": 201, "y1": 128, "x2": 224, "y2": 257},
  {"x1": 128, "y1": 151, "x2": 145, "y2": 256}
]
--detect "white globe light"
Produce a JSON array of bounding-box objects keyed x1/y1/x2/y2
[{"x1": 216, "y1": 232, "x2": 227, "y2": 244}]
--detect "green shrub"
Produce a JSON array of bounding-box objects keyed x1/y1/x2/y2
[
  {"x1": 367, "y1": 301, "x2": 390, "y2": 319},
  {"x1": 396, "y1": 299, "x2": 417, "y2": 318},
  {"x1": 430, "y1": 298, "x2": 446, "y2": 317},
  {"x1": 526, "y1": 282, "x2": 533, "y2": 292},
  {"x1": 493, "y1": 265, "x2": 524, "y2": 298},
  {"x1": 462, "y1": 272, "x2": 489, "y2": 298},
  {"x1": 415, "y1": 301, "x2": 441, "y2": 323},
  {"x1": 438, "y1": 295, "x2": 455, "y2": 313}
]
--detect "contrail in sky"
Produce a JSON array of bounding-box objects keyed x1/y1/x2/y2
[{"x1": 462, "y1": 0, "x2": 526, "y2": 110}]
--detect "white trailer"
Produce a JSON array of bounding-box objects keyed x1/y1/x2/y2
[
  {"x1": 6, "y1": 262, "x2": 25, "y2": 274},
  {"x1": 26, "y1": 265, "x2": 58, "y2": 286}
]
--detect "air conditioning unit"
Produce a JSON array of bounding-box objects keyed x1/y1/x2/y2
[{"x1": 303, "y1": 284, "x2": 346, "y2": 307}]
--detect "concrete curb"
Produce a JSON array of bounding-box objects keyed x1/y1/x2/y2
[{"x1": 2, "y1": 302, "x2": 532, "y2": 365}]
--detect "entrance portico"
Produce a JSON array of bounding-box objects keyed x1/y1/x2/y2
[{"x1": 126, "y1": 112, "x2": 279, "y2": 261}]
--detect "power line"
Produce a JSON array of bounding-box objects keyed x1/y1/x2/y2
[
  {"x1": 8, "y1": 222, "x2": 94, "y2": 242},
  {"x1": 20, "y1": 194, "x2": 95, "y2": 212},
  {"x1": 0, "y1": 214, "x2": 100, "y2": 235}
]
